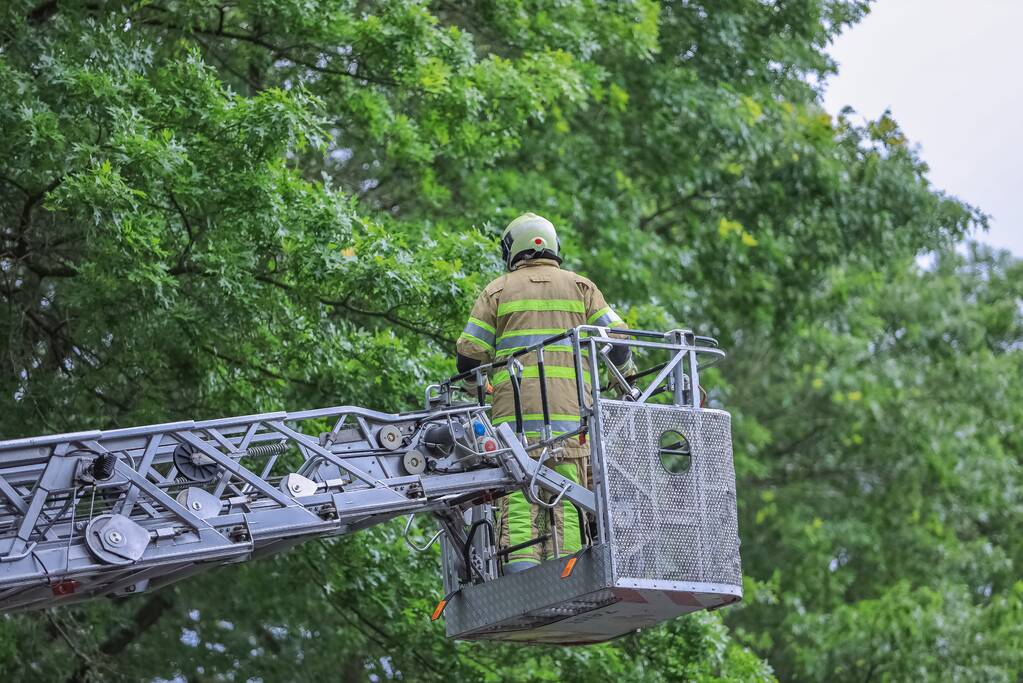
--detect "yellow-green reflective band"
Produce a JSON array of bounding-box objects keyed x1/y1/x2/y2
[
  {"x1": 588, "y1": 306, "x2": 623, "y2": 326},
  {"x1": 467, "y1": 316, "x2": 495, "y2": 335},
  {"x1": 493, "y1": 414, "x2": 580, "y2": 424},
  {"x1": 494, "y1": 426, "x2": 579, "y2": 438},
  {"x1": 497, "y1": 299, "x2": 585, "y2": 316},
  {"x1": 496, "y1": 328, "x2": 567, "y2": 342},
  {"x1": 587, "y1": 306, "x2": 612, "y2": 324},
  {"x1": 458, "y1": 332, "x2": 494, "y2": 353},
  {"x1": 592, "y1": 314, "x2": 625, "y2": 328},
  {"x1": 512, "y1": 431, "x2": 573, "y2": 438},
  {"x1": 462, "y1": 319, "x2": 496, "y2": 349},
  {"x1": 553, "y1": 462, "x2": 583, "y2": 554},
  {"x1": 491, "y1": 365, "x2": 590, "y2": 386},
  {"x1": 496, "y1": 425, "x2": 579, "y2": 436},
  {"x1": 497, "y1": 328, "x2": 571, "y2": 352},
  {"x1": 505, "y1": 490, "x2": 537, "y2": 559},
  {"x1": 496, "y1": 344, "x2": 574, "y2": 358}
]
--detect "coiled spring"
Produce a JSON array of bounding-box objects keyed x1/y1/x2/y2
[
  {"x1": 245, "y1": 441, "x2": 288, "y2": 457},
  {"x1": 89, "y1": 452, "x2": 117, "y2": 480}
]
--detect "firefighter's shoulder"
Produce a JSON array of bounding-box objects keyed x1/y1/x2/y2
[
  {"x1": 482, "y1": 273, "x2": 509, "y2": 298},
  {"x1": 565, "y1": 269, "x2": 599, "y2": 293}
]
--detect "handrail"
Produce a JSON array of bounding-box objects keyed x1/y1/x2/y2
[
  {"x1": 444, "y1": 326, "x2": 723, "y2": 386},
  {"x1": 439, "y1": 325, "x2": 727, "y2": 444}
]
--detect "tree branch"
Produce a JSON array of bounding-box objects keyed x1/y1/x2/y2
[
  {"x1": 65, "y1": 593, "x2": 174, "y2": 683},
  {"x1": 0, "y1": 174, "x2": 30, "y2": 195},
  {"x1": 302, "y1": 551, "x2": 447, "y2": 678},
  {"x1": 201, "y1": 344, "x2": 317, "y2": 388},
  {"x1": 18, "y1": 175, "x2": 63, "y2": 232},
  {"x1": 23, "y1": 261, "x2": 78, "y2": 278},
  {"x1": 27, "y1": 0, "x2": 59, "y2": 25},
  {"x1": 139, "y1": 11, "x2": 399, "y2": 87},
  {"x1": 168, "y1": 191, "x2": 199, "y2": 274},
  {"x1": 326, "y1": 295, "x2": 456, "y2": 346},
  {"x1": 638, "y1": 191, "x2": 718, "y2": 231},
  {"x1": 254, "y1": 274, "x2": 455, "y2": 346}
]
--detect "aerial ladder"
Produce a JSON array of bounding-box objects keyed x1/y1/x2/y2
[{"x1": 0, "y1": 327, "x2": 741, "y2": 645}]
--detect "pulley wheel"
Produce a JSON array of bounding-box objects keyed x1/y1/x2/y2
[
  {"x1": 403, "y1": 449, "x2": 427, "y2": 475},
  {"x1": 378, "y1": 425, "x2": 404, "y2": 451},
  {"x1": 172, "y1": 443, "x2": 218, "y2": 483},
  {"x1": 84, "y1": 514, "x2": 149, "y2": 566}
]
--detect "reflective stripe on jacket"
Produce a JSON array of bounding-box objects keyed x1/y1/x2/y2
[{"x1": 456, "y1": 259, "x2": 625, "y2": 441}]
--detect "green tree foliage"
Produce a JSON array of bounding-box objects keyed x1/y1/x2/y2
[
  {"x1": 0, "y1": 1, "x2": 1018, "y2": 681},
  {"x1": 729, "y1": 245, "x2": 1023, "y2": 680}
]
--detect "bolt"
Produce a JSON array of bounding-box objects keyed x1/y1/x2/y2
[
  {"x1": 191, "y1": 501, "x2": 202, "y2": 510},
  {"x1": 291, "y1": 483, "x2": 302, "y2": 492},
  {"x1": 106, "y1": 530, "x2": 124, "y2": 545}
]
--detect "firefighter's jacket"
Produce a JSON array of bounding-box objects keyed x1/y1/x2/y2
[{"x1": 456, "y1": 258, "x2": 625, "y2": 452}]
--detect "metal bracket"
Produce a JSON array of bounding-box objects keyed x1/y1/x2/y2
[
  {"x1": 494, "y1": 424, "x2": 595, "y2": 514},
  {"x1": 403, "y1": 514, "x2": 443, "y2": 553}
]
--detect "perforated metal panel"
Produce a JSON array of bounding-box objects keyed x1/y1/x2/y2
[
  {"x1": 444, "y1": 402, "x2": 741, "y2": 644},
  {"x1": 598, "y1": 402, "x2": 741, "y2": 587}
]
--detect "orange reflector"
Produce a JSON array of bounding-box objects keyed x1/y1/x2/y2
[
  {"x1": 560, "y1": 557, "x2": 578, "y2": 579},
  {"x1": 431, "y1": 599, "x2": 447, "y2": 621}
]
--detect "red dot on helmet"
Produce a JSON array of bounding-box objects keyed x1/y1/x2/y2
[{"x1": 534, "y1": 238, "x2": 543, "y2": 245}]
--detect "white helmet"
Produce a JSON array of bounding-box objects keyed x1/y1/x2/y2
[{"x1": 500, "y1": 213, "x2": 562, "y2": 269}]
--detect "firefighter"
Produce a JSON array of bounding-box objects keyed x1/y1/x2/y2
[{"x1": 455, "y1": 213, "x2": 633, "y2": 573}]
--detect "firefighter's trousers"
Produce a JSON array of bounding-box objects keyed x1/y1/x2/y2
[{"x1": 499, "y1": 449, "x2": 588, "y2": 565}]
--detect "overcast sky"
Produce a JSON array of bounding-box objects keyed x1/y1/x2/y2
[{"x1": 823, "y1": 0, "x2": 1022, "y2": 255}]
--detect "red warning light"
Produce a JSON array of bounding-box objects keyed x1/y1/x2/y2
[
  {"x1": 534, "y1": 238, "x2": 543, "y2": 245},
  {"x1": 483, "y1": 438, "x2": 497, "y2": 452},
  {"x1": 52, "y1": 579, "x2": 78, "y2": 597}
]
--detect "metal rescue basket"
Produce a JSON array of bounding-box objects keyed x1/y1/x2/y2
[{"x1": 434, "y1": 327, "x2": 742, "y2": 644}]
